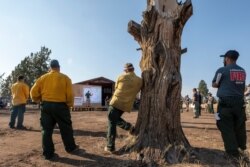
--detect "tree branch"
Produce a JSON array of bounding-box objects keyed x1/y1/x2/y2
[
  {"x1": 181, "y1": 48, "x2": 187, "y2": 55},
  {"x1": 128, "y1": 20, "x2": 142, "y2": 43},
  {"x1": 180, "y1": 0, "x2": 193, "y2": 26},
  {"x1": 142, "y1": 6, "x2": 158, "y2": 33}
]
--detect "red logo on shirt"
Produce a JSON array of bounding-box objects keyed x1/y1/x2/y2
[{"x1": 230, "y1": 71, "x2": 246, "y2": 81}]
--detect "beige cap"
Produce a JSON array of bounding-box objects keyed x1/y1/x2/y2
[{"x1": 124, "y1": 63, "x2": 134, "y2": 70}]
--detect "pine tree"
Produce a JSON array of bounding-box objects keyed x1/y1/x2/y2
[
  {"x1": 0, "y1": 46, "x2": 51, "y2": 98},
  {"x1": 198, "y1": 80, "x2": 209, "y2": 97}
]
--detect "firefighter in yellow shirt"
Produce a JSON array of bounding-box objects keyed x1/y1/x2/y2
[
  {"x1": 105, "y1": 63, "x2": 142, "y2": 152},
  {"x1": 9, "y1": 75, "x2": 29, "y2": 129},
  {"x1": 30, "y1": 59, "x2": 78, "y2": 160}
]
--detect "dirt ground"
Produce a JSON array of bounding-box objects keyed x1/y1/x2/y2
[{"x1": 0, "y1": 108, "x2": 249, "y2": 167}]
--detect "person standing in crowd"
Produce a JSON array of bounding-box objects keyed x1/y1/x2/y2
[
  {"x1": 105, "y1": 63, "x2": 142, "y2": 153},
  {"x1": 203, "y1": 95, "x2": 209, "y2": 113},
  {"x1": 105, "y1": 96, "x2": 110, "y2": 110},
  {"x1": 9, "y1": 75, "x2": 29, "y2": 129},
  {"x1": 180, "y1": 96, "x2": 184, "y2": 113},
  {"x1": 207, "y1": 93, "x2": 215, "y2": 114},
  {"x1": 197, "y1": 90, "x2": 202, "y2": 116},
  {"x1": 192, "y1": 88, "x2": 200, "y2": 118},
  {"x1": 244, "y1": 84, "x2": 250, "y2": 118},
  {"x1": 30, "y1": 59, "x2": 78, "y2": 160},
  {"x1": 184, "y1": 95, "x2": 190, "y2": 112},
  {"x1": 212, "y1": 50, "x2": 248, "y2": 161}
]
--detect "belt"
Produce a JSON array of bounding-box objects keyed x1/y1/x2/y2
[{"x1": 42, "y1": 101, "x2": 66, "y2": 105}]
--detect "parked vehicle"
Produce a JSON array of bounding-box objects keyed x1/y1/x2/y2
[{"x1": 0, "y1": 99, "x2": 7, "y2": 109}]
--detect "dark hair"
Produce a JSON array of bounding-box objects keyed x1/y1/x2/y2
[
  {"x1": 50, "y1": 59, "x2": 60, "y2": 68},
  {"x1": 17, "y1": 75, "x2": 24, "y2": 81}
]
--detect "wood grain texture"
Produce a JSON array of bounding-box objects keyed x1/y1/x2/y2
[{"x1": 126, "y1": 0, "x2": 193, "y2": 165}]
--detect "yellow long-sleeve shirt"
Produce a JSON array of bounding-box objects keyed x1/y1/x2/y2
[
  {"x1": 109, "y1": 72, "x2": 142, "y2": 112},
  {"x1": 30, "y1": 70, "x2": 74, "y2": 107},
  {"x1": 11, "y1": 81, "x2": 29, "y2": 106}
]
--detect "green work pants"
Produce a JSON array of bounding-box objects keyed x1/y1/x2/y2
[
  {"x1": 216, "y1": 97, "x2": 247, "y2": 157},
  {"x1": 106, "y1": 106, "x2": 132, "y2": 150},
  {"x1": 193, "y1": 101, "x2": 200, "y2": 117},
  {"x1": 208, "y1": 104, "x2": 214, "y2": 113},
  {"x1": 41, "y1": 101, "x2": 76, "y2": 157}
]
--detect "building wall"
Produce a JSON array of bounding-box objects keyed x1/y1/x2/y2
[{"x1": 73, "y1": 84, "x2": 84, "y2": 97}]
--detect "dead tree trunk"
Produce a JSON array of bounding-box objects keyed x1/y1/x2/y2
[{"x1": 127, "y1": 0, "x2": 193, "y2": 165}]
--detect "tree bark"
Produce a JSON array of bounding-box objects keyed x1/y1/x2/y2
[{"x1": 127, "y1": 0, "x2": 193, "y2": 165}]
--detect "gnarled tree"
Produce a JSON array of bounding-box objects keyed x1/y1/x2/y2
[{"x1": 126, "y1": 0, "x2": 193, "y2": 165}]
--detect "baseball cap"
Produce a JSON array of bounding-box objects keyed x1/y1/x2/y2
[
  {"x1": 50, "y1": 59, "x2": 60, "y2": 68},
  {"x1": 220, "y1": 50, "x2": 239, "y2": 60},
  {"x1": 124, "y1": 63, "x2": 134, "y2": 70}
]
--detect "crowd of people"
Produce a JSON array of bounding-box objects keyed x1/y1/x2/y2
[
  {"x1": 182, "y1": 86, "x2": 250, "y2": 120},
  {"x1": 3, "y1": 50, "x2": 250, "y2": 163},
  {"x1": 182, "y1": 91, "x2": 215, "y2": 116}
]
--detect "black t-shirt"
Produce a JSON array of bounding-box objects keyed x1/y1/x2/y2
[
  {"x1": 212, "y1": 64, "x2": 246, "y2": 97},
  {"x1": 193, "y1": 92, "x2": 198, "y2": 102}
]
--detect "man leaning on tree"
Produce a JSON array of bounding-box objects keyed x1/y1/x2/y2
[{"x1": 105, "y1": 63, "x2": 142, "y2": 153}]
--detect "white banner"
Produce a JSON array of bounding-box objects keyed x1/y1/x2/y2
[
  {"x1": 74, "y1": 97, "x2": 83, "y2": 106},
  {"x1": 83, "y1": 86, "x2": 102, "y2": 104}
]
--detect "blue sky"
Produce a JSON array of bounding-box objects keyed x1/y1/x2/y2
[{"x1": 0, "y1": 0, "x2": 249, "y2": 97}]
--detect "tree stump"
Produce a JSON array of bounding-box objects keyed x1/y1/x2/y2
[{"x1": 126, "y1": 0, "x2": 193, "y2": 165}]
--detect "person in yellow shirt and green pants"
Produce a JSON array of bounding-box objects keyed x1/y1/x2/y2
[
  {"x1": 105, "y1": 63, "x2": 142, "y2": 153},
  {"x1": 9, "y1": 75, "x2": 29, "y2": 129},
  {"x1": 30, "y1": 59, "x2": 78, "y2": 160}
]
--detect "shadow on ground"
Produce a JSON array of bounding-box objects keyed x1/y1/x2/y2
[
  {"x1": 53, "y1": 129, "x2": 106, "y2": 138},
  {"x1": 193, "y1": 147, "x2": 235, "y2": 167},
  {"x1": 49, "y1": 147, "x2": 238, "y2": 167},
  {"x1": 50, "y1": 149, "x2": 140, "y2": 167},
  {"x1": 74, "y1": 129, "x2": 106, "y2": 137}
]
